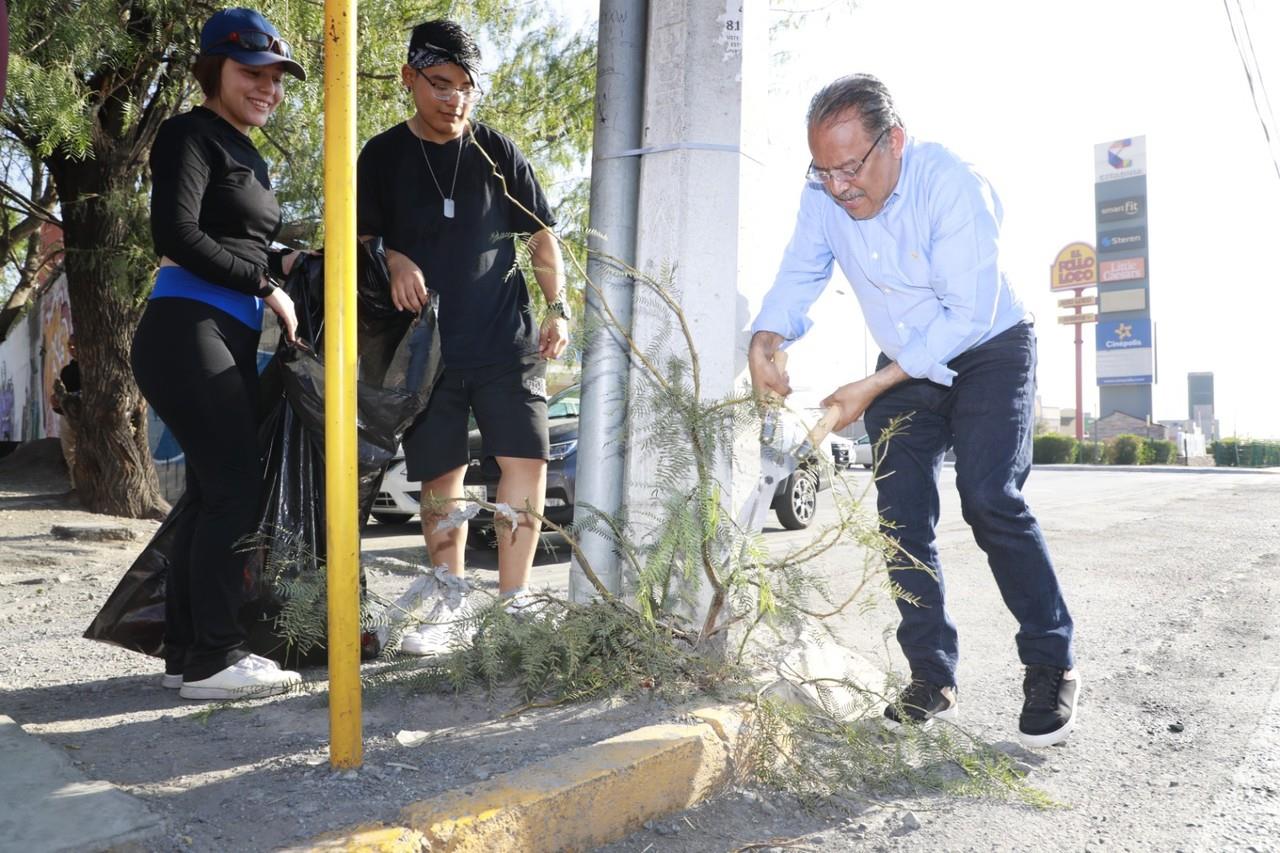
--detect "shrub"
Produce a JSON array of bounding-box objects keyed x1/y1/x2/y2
[
  {"x1": 1144, "y1": 439, "x2": 1178, "y2": 464},
  {"x1": 1075, "y1": 441, "x2": 1105, "y2": 464},
  {"x1": 1033, "y1": 434, "x2": 1077, "y2": 464},
  {"x1": 1212, "y1": 438, "x2": 1237, "y2": 466},
  {"x1": 1211, "y1": 438, "x2": 1280, "y2": 467},
  {"x1": 1107, "y1": 434, "x2": 1143, "y2": 465}
]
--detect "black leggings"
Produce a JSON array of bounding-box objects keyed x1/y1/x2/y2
[{"x1": 131, "y1": 297, "x2": 262, "y2": 681}]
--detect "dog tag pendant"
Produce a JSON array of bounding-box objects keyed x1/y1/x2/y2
[{"x1": 443, "y1": 198, "x2": 455, "y2": 219}]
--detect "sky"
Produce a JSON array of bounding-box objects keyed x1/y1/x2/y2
[{"x1": 551, "y1": 0, "x2": 1280, "y2": 437}]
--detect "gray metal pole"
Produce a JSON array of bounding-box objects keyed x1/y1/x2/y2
[{"x1": 569, "y1": 0, "x2": 647, "y2": 601}]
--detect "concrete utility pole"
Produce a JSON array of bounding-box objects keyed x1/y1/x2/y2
[
  {"x1": 569, "y1": 0, "x2": 647, "y2": 602},
  {"x1": 622, "y1": 1, "x2": 769, "y2": 628}
]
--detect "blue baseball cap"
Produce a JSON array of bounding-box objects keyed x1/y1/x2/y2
[{"x1": 200, "y1": 8, "x2": 306, "y2": 80}]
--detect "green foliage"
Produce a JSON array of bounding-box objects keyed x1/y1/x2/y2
[
  {"x1": 1032, "y1": 433, "x2": 1076, "y2": 465},
  {"x1": 6, "y1": 0, "x2": 197, "y2": 160},
  {"x1": 1144, "y1": 438, "x2": 1178, "y2": 465},
  {"x1": 1075, "y1": 441, "x2": 1105, "y2": 464},
  {"x1": 1107, "y1": 434, "x2": 1143, "y2": 465},
  {"x1": 749, "y1": 688, "x2": 1055, "y2": 808},
  {"x1": 1211, "y1": 438, "x2": 1280, "y2": 467},
  {"x1": 423, "y1": 596, "x2": 732, "y2": 705}
]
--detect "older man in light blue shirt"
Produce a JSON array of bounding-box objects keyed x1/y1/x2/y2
[{"x1": 749, "y1": 74, "x2": 1077, "y2": 748}]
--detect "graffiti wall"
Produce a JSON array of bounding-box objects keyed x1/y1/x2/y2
[
  {"x1": 39, "y1": 276, "x2": 74, "y2": 438},
  {"x1": 0, "y1": 301, "x2": 36, "y2": 441},
  {"x1": 0, "y1": 363, "x2": 16, "y2": 441},
  {"x1": 0, "y1": 273, "x2": 74, "y2": 444},
  {"x1": 2, "y1": 273, "x2": 277, "y2": 505}
]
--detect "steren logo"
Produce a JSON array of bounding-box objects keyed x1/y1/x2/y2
[{"x1": 1101, "y1": 231, "x2": 1144, "y2": 249}]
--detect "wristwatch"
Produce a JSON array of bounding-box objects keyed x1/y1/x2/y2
[{"x1": 546, "y1": 298, "x2": 571, "y2": 321}]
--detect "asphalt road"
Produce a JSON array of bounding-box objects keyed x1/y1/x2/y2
[{"x1": 364, "y1": 466, "x2": 1280, "y2": 851}]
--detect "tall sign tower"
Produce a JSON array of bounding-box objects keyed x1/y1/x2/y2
[
  {"x1": 1051, "y1": 242, "x2": 1098, "y2": 442},
  {"x1": 1093, "y1": 136, "x2": 1154, "y2": 420}
]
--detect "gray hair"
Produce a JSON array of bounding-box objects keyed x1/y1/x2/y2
[{"x1": 806, "y1": 73, "x2": 903, "y2": 137}]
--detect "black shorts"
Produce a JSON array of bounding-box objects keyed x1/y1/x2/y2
[{"x1": 403, "y1": 355, "x2": 549, "y2": 482}]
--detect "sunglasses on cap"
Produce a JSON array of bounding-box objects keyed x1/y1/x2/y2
[{"x1": 215, "y1": 30, "x2": 294, "y2": 60}]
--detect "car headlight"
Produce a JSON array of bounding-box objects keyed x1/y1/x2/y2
[{"x1": 549, "y1": 439, "x2": 577, "y2": 460}]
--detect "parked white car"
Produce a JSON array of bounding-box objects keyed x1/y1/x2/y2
[
  {"x1": 851, "y1": 433, "x2": 874, "y2": 469},
  {"x1": 370, "y1": 384, "x2": 580, "y2": 527},
  {"x1": 373, "y1": 404, "x2": 853, "y2": 532}
]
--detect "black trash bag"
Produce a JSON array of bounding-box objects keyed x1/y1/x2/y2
[
  {"x1": 243, "y1": 249, "x2": 443, "y2": 666},
  {"x1": 78, "y1": 492, "x2": 198, "y2": 658},
  {"x1": 85, "y1": 239, "x2": 443, "y2": 668}
]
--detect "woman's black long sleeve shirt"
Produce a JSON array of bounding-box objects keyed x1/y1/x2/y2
[{"x1": 150, "y1": 106, "x2": 285, "y2": 296}]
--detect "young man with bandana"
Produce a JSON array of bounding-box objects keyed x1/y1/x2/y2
[{"x1": 357, "y1": 19, "x2": 568, "y2": 655}]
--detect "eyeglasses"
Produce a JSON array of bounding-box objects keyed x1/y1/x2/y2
[
  {"x1": 806, "y1": 127, "x2": 889, "y2": 185},
  {"x1": 216, "y1": 30, "x2": 294, "y2": 60},
  {"x1": 415, "y1": 68, "x2": 482, "y2": 104}
]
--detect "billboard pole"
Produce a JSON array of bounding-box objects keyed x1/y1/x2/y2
[
  {"x1": 1052, "y1": 242, "x2": 1098, "y2": 444},
  {"x1": 1074, "y1": 287, "x2": 1083, "y2": 443}
]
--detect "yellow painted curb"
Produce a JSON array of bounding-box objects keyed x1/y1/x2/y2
[
  {"x1": 298, "y1": 823, "x2": 426, "y2": 851},
  {"x1": 302, "y1": 705, "x2": 751, "y2": 852}
]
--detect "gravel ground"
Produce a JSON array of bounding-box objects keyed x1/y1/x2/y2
[
  {"x1": 597, "y1": 467, "x2": 1280, "y2": 853},
  {"x1": 0, "y1": 441, "x2": 682, "y2": 852}
]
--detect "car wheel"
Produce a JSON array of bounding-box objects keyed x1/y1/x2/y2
[
  {"x1": 371, "y1": 512, "x2": 413, "y2": 525},
  {"x1": 775, "y1": 468, "x2": 819, "y2": 530}
]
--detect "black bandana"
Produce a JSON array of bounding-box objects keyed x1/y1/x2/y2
[{"x1": 407, "y1": 41, "x2": 478, "y2": 85}]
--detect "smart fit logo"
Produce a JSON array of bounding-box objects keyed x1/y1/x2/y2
[{"x1": 1097, "y1": 197, "x2": 1144, "y2": 221}]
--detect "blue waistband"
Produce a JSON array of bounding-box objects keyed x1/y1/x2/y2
[{"x1": 150, "y1": 266, "x2": 263, "y2": 331}]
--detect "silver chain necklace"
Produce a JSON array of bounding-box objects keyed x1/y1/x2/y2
[{"x1": 414, "y1": 117, "x2": 464, "y2": 219}]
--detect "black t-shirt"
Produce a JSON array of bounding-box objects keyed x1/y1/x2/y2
[
  {"x1": 357, "y1": 121, "x2": 556, "y2": 369},
  {"x1": 150, "y1": 106, "x2": 283, "y2": 296}
]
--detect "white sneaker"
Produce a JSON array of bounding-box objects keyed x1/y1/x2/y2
[
  {"x1": 161, "y1": 673, "x2": 183, "y2": 689},
  {"x1": 377, "y1": 565, "x2": 454, "y2": 649},
  {"x1": 179, "y1": 654, "x2": 300, "y2": 701},
  {"x1": 502, "y1": 589, "x2": 548, "y2": 620},
  {"x1": 399, "y1": 574, "x2": 476, "y2": 657}
]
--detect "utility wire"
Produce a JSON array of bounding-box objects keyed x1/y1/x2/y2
[
  {"x1": 1224, "y1": 0, "x2": 1280, "y2": 181},
  {"x1": 1236, "y1": 0, "x2": 1278, "y2": 141}
]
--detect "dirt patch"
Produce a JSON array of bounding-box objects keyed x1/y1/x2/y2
[{"x1": 0, "y1": 465, "x2": 680, "y2": 852}]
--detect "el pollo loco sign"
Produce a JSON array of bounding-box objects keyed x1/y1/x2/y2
[{"x1": 1050, "y1": 242, "x2": 1097, "y2": 291}]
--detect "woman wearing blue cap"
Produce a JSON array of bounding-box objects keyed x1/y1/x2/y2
[{"x1": 131, "y1": 7, "x2": 305, "y2": 700}]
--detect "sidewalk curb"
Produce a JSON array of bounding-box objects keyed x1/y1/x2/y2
[
  {"x1": 298, "y1": 705, "x2": 752, "y2": 852},
  {"x1": 0, "y1": 714, "x2": 164, "y2": 852}
]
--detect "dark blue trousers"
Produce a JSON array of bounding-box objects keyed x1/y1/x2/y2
[{"x1": 865, "y1": 322, "x2": 1074, "y2": 688}]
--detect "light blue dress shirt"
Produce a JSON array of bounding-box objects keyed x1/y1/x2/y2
[{"x1": 752, "y1": 137, "x2": 1027, "y2": 386}]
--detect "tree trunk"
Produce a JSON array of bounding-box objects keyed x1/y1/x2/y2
[{"x1": 51, "y1": 158, "x2": 168, "y2": 519}]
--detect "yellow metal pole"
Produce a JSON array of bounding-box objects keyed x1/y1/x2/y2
[{"x1": 323, "y1": 0, "x2": 362, "y2": 769}]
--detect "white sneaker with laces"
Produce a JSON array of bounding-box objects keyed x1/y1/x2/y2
[
  {"x1": 376, "y1": 566, "x2": 449, "y2": 649},
  {"x1": 179, "y1": 654, "x2": 300, "y2": 701},
  {"x1": 502, "y1": 589, "x2": 548, "y2": 620},
  {"x1": 399, "y1": 572, "x2": 475, "y2": 657}
]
